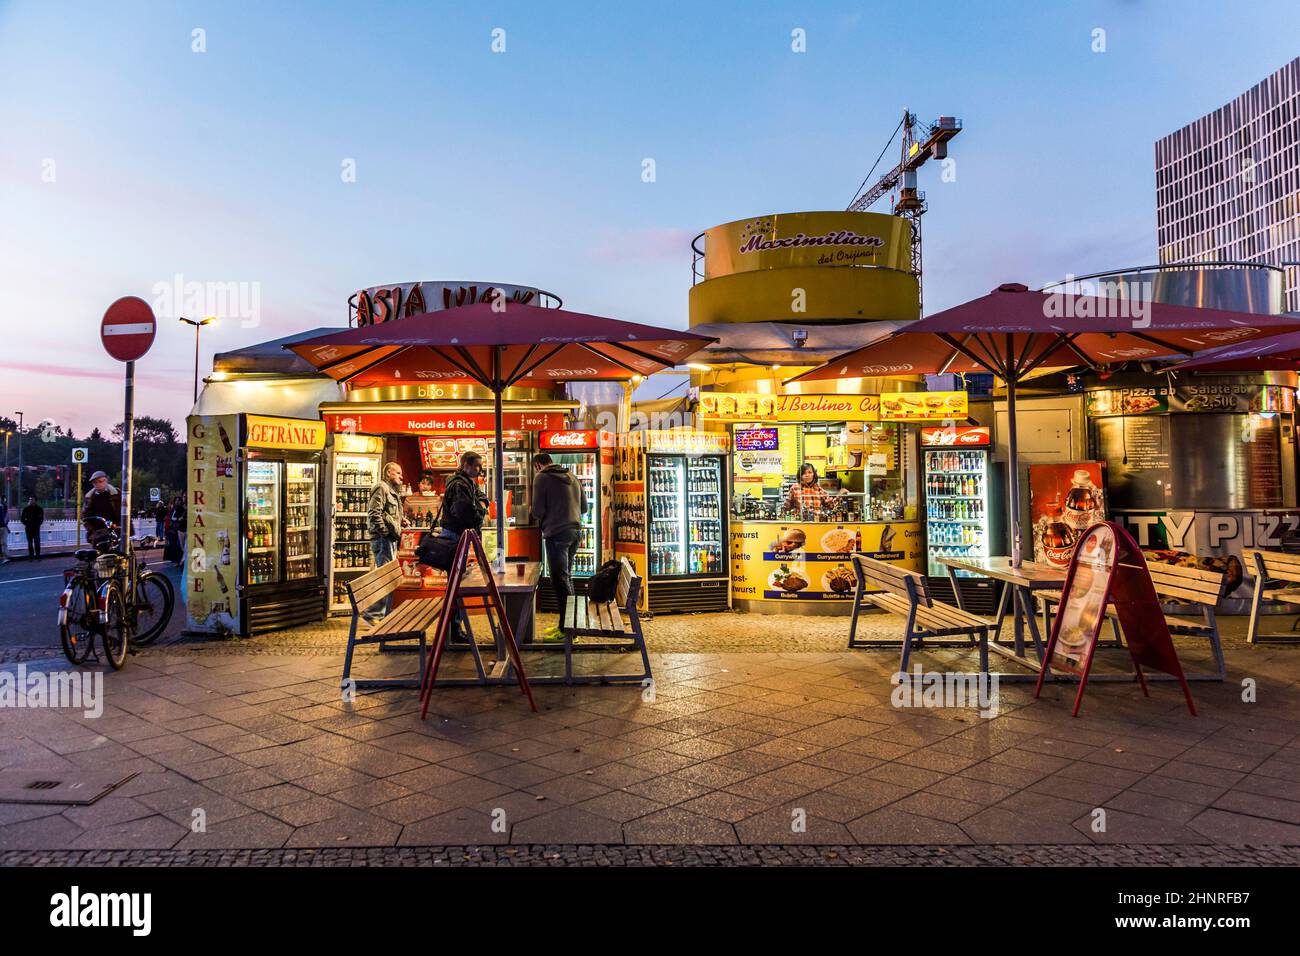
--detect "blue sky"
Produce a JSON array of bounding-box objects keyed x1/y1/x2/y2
[{"x1": 1, "y1": 0, "x2": 1297, "y2": 433}]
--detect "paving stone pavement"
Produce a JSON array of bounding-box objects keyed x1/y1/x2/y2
[
  {"x1": 5, "y1": 844, "x2": 1300, "y2": 866},
  {"x1": 2, "y1": 610, "x2": 1299, "y2": 862}
]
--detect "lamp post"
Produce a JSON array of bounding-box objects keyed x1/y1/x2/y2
[
  {"x1": 2, "y1": 429, "x2": 10, "y2": 508},
  {"x1": 179, "y1": 316, "x2": 216, "y2": 403},
  {"x1": 13, "y1": 412, "x2": 22, "y2": 508}
]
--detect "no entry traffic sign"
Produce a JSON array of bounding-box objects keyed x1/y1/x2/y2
[{"x1": 101, "y1": 296, "x2": 157, "y2": 362}]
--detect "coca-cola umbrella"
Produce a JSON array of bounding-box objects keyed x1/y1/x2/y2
[
  {"x1": 287, "y1": 301, "x2": 715, "y2": 567},
  {"x1": 1163, "y1": 329, "x2": 1300, "y2": 372},
  {"x1": 785, "y1": 282, "x2": 1300, "y2": 566}
]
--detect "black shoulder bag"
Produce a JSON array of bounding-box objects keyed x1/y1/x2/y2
[{"x1": 415, "y1": 498, "x2": 458, "y2": 571}]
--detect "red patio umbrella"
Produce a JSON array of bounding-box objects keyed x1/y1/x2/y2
[
  {"x1": 1163, "y1": 329, "x2": 1300, "y2": 372},
  {"x1": 786, "y1": 283, "x2": 1300, "y2": 565},
  {"x1": 287, "y1": 301, "x2": 715, "y2": 566}
]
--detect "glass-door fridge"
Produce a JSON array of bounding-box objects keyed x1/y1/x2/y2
[
  {"x1": 645, "y1": 451, "x2": 729, "y2": 612},
  {"x1": 240, "y1": 449, "x2": 327, "y2": 634},
  {"x1": 329, "y1": 449, "x2": 383, "y2": 612},
  {"x1": 919, "y1": 426, "x2": 1005, "y2": 614}
]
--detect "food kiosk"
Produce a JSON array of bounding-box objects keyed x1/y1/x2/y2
[{"x1": 699, "y1": 392, "x2": 925, "y2": 613}]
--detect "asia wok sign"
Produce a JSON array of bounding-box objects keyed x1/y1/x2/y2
[
  {"x1": 349, "y1": 281, "x2": 553, "y2": 327},
  {"x1": 326, "y1": 411, "x2": 566, "y2": 434}
]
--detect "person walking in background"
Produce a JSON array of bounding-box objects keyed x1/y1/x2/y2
[
  {"x1": 0, "y1": 498, "x2": 9, "y2": 565},
  {"x1": 154, "y1": 499, "x2": 167, "y2": 540},
  {"x1": 82, "y1": 471, "x2": 121, "y2": 547},
  {"x1": 164, "y1": 495, "x2": 185, "y2": 567},
  {"x1": 20, "y1": 496, "x2": 43, "y2": 560},
  {"x1": 531, "y1": 452, "x2": 587, "y2": 641},
  {"x1": 365, "y1": 460, "x2": 404, "y2": 623}
]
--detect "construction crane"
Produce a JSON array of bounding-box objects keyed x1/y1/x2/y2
[{"x1": 848, "y1": 110, "x2": 961, "y2": 312}]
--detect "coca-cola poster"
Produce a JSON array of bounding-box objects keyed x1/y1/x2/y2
[{"x1": 1029, "y1": 462, "x2": 1107, "y2": 569}]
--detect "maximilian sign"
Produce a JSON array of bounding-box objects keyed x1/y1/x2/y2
[{"x1": 702, "y1": 211, "x2": 912, "y2": 278}]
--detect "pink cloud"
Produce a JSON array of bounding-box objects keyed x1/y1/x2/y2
[{"x1": 588, "y1": 227, "x2": 694, "y2": 264}]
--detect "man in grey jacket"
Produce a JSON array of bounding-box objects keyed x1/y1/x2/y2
[
  {"x1": 531, "y1": 453, "x2": 587, "y2": 639},
  {"x1": 365, "y1": 460, "x2": 404, "y2": 622}
]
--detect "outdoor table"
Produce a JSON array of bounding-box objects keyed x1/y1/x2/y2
[
  {"x1": 937, "y1": 555, "x2": 1066, "y2": 675},
  {"x1": 384, "y1": 561, "x2": 540, "y2": 686},
  {"x1": 459, "y1": 560, "x2": 541, "y2": 652}
]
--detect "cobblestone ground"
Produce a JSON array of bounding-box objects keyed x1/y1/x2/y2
[
  {"x1": 2, "y1": 609, "x2": 1298, "y2": 866},
  {"x1": 5, "y1": 843, "x2": 1300, "y2": 866}
]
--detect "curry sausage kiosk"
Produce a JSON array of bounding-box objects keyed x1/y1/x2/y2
[{"x1": 704, "y1": 392, "x2": 925, "y2": 613}]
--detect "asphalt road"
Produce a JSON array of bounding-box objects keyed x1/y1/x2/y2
[{"x1": 0, "y1": 545, "x2": 185, "y2": 653}]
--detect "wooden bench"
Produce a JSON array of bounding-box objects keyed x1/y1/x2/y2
[
  {"x1": 1244, "y1": 548, "x2": 1300, "y2": 645},
  {"x1": 1039, "y1": 559, "x2": 1227, "y2": 680},
  {"x1": 541, "y1": 558, "x2": 650, "y2": 686},
  {"x1": 341, "y1": 561, "x2": 445, "y2": 690},
  {"x1": 848, "y1": 553, "x2": 990, "y2": 674}
]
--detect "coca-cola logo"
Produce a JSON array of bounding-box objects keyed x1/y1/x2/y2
[
  {"x1": 544, "y1": 431, "x2": 593, "y2": 447},
  {"x1": 413, "y1": 370, "x2": 466, "y2": 380},
  {"x1": 860, "y1": 363, "x2": 915, "y2": 375},
  {"x1": 543, "y1": 367, "x2": 599, "y2": 377}
]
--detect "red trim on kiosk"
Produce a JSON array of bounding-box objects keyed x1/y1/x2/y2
[{"x1": 324, "y1": 411, "x2": 566, "y2": 433}]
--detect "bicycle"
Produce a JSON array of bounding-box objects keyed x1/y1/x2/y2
[{"x1": 59, "y1": 518, "x2": 175, "y2": 668}]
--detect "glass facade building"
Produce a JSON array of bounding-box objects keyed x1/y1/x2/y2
[{"x1": 1155, "y1": 57, "x2": 1300, "y2": 313}]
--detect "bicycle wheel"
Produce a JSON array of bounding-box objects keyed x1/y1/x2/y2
[
  {"x1": 132, "y1": 570, "x2": 175, "y2": 645},
  {"x1": 100, "y1": 583, "x2": 130, "y2": 670},
  {"x1": 59, "y1": 577, "x2": 97, "y2": 665}
]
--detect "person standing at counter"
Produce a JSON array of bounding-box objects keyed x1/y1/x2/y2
[
  {"x1": 365, "y1": 461, "x2": 404, "y2": 623},
  {"x1": 531, "y1": 452, "x2": 587, "y2": 641},
  {"x1": 786, "y1": 463, "x2": 829, "y2": 517},
  {"x1": 442, "y1": 451, "x2": 489, "y2": 537}
]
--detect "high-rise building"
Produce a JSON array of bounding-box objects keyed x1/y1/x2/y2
[{"x1": 1155, "y1": 57, "x2": 1300, "y2": 313}]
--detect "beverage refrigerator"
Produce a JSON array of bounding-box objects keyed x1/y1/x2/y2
[
  {"x1": 644, "y1": 450, "x2": 729, "y2": 612},
  {"x1": 240, "y1": 449, "x2": 328, "y2": 634},
  {"x1": 537, "y1": 430, "x2": 613, "y2": 612},
  {"x1": 328, "y1": 446, "x2": 384, "y2": 612},
  {"x1": 919, "y1": 426, "x2": 1005, "y2": 614}
]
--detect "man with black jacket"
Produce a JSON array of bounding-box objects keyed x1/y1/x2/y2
[
  {"x1": 441, "y1": 451, "x2": 488, "y2": 537},
  {"x1": 20, "y1": 497, "x2": 43, "y2": 560},
  {"x1": 531, "y1": 452, "x2": 587, "y2": 640}
]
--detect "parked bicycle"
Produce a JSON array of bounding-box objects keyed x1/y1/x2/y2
[{"x1": 59, "y1": 517, "x2": 175, "y2": 668}]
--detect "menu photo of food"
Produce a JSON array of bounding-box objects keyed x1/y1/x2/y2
[
  {"x1": 1050, "y1": 525, "x2": 1116, "y2": 673},
  {"x1": 769, "y1": 562, "x2": 810, "y2": 594},
  {"x1": 769, "y1": 527, "x2": 807, "y2": 556},
  {"x1": 819, "y1": 527, "x2": 859, "y2": 555},
  {"x1": 822, "y1": 563, "x2": 856, "y2": 594}
]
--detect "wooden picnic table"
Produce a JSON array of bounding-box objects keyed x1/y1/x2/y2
[
  {"x1": 383, "y1": 561, "x2": 542, "y2": 685},
  {"x1": 936, "y1": 555, "x2": 1066, "y2": 675}
]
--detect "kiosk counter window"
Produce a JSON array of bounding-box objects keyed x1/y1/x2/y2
[{"x1": 728, "y1": 417, "x2": 923, "y2": 611}]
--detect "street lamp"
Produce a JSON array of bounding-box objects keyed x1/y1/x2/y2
[
  {"x1": 13, "y1": 412, "x2": 22, "y2": 508},
  {"x1": 2, "y1": 429, "x2": 10, "y2": 508},
  {"x1": 179, "y1": 316, "x2": 217, "y2": 403}
]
